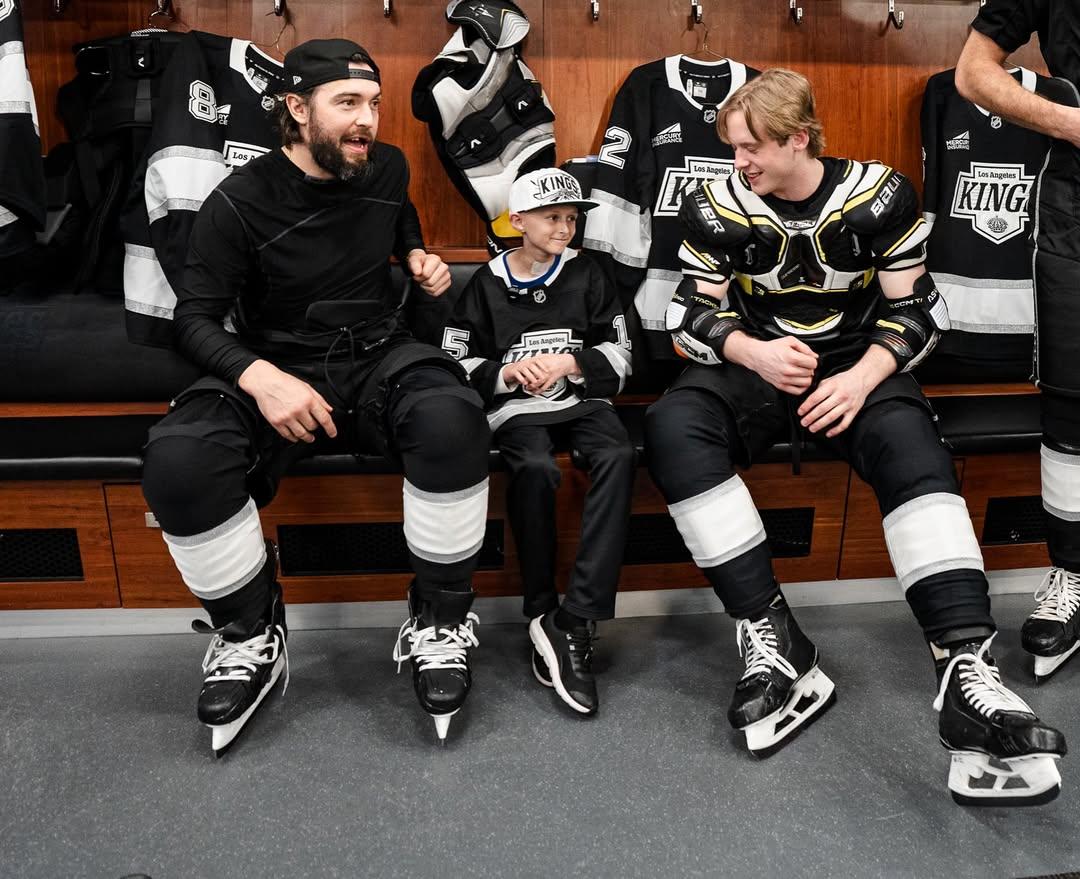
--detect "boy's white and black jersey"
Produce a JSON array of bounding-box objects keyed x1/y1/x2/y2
[
  {"x1": 0, "y1": 0, "x2": 45, "y2": 258},
  {"x1": 582, "y1": 55, "x2": 759, "y2": 360},
  {"x1": 679, "y1": 158, "x2": 930, "y2": 372},
  {"x1": 920, "y1": 66, "x2": 1053, "y2": 373},
  {"x1": 122, "y1": 31, "x2": 282, "y2": 347},
  {"x1": 443, "y1": 248, "x2": 632, "y2": 431}
]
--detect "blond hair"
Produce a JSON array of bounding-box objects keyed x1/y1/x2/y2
[{"x1": 716, "y1": 68, "x2": 825, "y2": 158}]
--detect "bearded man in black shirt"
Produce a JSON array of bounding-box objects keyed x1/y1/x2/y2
[{"x1": 141, "y1": 39, "x2": 491, "y2": 750}]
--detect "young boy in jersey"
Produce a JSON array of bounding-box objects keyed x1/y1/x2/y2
[{"x1": 442, "y1": 168, "x2": 635, "y2": 716}]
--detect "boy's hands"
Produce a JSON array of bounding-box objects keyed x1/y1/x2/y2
[{"x1": 502, "y1": 353, "x2": 582, "y2": 394}]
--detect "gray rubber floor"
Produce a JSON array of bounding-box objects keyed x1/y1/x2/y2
[{"x1": 2, "y1": 593, "x2": 1079, "y2": 879}]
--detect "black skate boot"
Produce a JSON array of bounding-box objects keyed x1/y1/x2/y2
[
  {"x1": 1021, "y1": 568, "x2": 1080, "y2": 683},
  {"x1": 529, "y1": 610, "x2": 597, "y2": 715},
  {"x1": 191, "y1": 545, "x2": 288, "y2": 757},
  {"x1": 393, "y1": 585, "x2": 479, "y2": 743},
  {"x1": 933, "y1": 633, "x2": 1067, "y2": 806},
  {"x1": 728, "y1": 595, "x2": 835, "y2": 757}
]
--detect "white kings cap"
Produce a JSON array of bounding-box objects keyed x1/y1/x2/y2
[{"x1": 508, "y1": 168, "x2": 599, "y2": 214}]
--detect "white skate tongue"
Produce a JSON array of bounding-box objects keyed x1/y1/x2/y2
[
  {"x1": 932, "y1": 632, "x2": 1031, "y2": 716},
  {"x1": 1030, "y1": 567, "x2": 1080, "y2": 623},
  {"x1": 737, "y1": 617, "x2": 798, "y2": 681}
]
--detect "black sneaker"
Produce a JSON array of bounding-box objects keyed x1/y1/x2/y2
[
  {"x1": 529, "y1": 609, "x2": 597, "y2": 715},
  {"x1": 532, "y1": 646, "x2": 553, "y2": 688}
]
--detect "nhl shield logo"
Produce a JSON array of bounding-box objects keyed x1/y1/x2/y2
[
  {"x1": 261, "y1": 96, "x2": 276, "y2": 111},
  {"x1": 949, "y1": 162, "x2": 1034, "y2": 244},
  {"x1": 532, "y1": 289, "x2": 547, "y2": 304},
  {"x1": 991, "y1": 116, "x2": 1003, "y2": 129},
  {"x1": 703, "y1": 109, "x2": 717, "y2": 124}
]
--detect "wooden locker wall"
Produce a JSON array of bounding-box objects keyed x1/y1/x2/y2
[{"x1": 21, "y1": 0, "x2": 1048, "y2": 252}]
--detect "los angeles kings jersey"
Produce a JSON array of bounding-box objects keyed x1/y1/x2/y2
[
  {"x1": 582, "y1": 55, "x2": 759, "y2": 361},
  {"x1": 0, "y1": 0, "x2": 45, "y2": 258},
  {"x1": 679, "y1": 158, "x2": 930, "y2": 373},
  {"x1": 122, "y1": 31, "x2": 282, "y2": 347},
  {"x1": 920, "y1": 66, "x2": 1054, "y2": 376},
  {"x1": 443, "y1": 248, "x2": 632, "y2": 431}
]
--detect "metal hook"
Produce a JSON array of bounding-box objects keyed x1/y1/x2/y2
[
  {"x1": 590, "y1": 0, "x2": 599, "y2": 20},
  {"x1": 887, "y1": 0, "x2": 904, "y2": 29},
  {"x1": 148, "y1": 0, "x2": 175, "y2": 24},
  {"x1": 384, "y1": 0, "x2": 392, "y2": 15},
  {"x1": 790, "y1": 0, "x2": 803, "y2": 24},
  {"x1": 691, "y1": 1, "x2": 703, "y2": 24},
  {"x1": 274, "y1": 0, "x2": 286, "y2": 15},
  {"x1": 52, "y1": 0, "x2": 72, "y2": 14}
]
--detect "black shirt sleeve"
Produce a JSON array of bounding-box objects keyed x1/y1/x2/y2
[
  {"x1": 573, "y1": 260, "x2": 634, "y2": 398},
  {"x1": 972, "y1": 0, "x2": 1045, "y2": 53},
  {"x1": 393, "y1": 193, "x2": 426, "y2": 265},
  {"x1": 173, "y1": 188, "x2": 261, "y2": 384}
]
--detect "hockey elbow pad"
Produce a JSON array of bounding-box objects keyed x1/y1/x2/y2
[
  {"x1": 666, "y1": 277, "x2": 746, "y2": 365},
  {"x1": 869, "y1": 273, "x2": 951, "y2": 372}
]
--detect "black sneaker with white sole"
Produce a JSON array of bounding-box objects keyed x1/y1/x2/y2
[
  {"x1": 529, "y1": 609, "x2": 597, "y2": 715},
  {"x1": 532, "y1": 646, "x2": 553, "y2": 688}
]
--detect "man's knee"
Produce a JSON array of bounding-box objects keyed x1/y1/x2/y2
[
  {"x1": 856, "y1": 400, "x2": 957, "y2": 512},
  {"x1": 645, "y1": 390, "x2": 735, "y2": 501},
  {"x1": 142, "y1": 435, "x2": 249, "y2": 536}
]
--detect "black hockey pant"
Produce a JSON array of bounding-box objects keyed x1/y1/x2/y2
[
  {"x1": 141, "y1": 361, "x2": 490, "y2": 628},
  {"x1": 645, "y1": 388, "x2": 994, "y2": 644},
  {"x1": 497, "y1": 407, "x2": 635, "y2": 621}
]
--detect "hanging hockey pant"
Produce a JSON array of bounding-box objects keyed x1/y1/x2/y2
[
  {"x1": 645, "y1": 378, "x2": 834, "y2": 755},
  {"x1": 142, "y1": 348, "x2": 490, "y2": 746},
  {"x1": 1026, "y1": 142, "x2": 1080, "y2": 679}
]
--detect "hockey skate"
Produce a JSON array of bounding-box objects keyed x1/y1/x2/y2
[
  {"x1": 393, "y1": 587, "x2": 479, "y2": 743},
  {"x1": 529, "y1": 610, "x2": 597, "y2": 715},
  {"x1": 933, "y1": 634, "x2": 1067, "y2": 806},
  {"x1": 728, "y1": 596, "x2": 835, "y2": 757},
  {"x1": 192, "y1": 582, "x2": 288, "y2": 758},
  {"x1": 1022, "y1": 568, "x2": 1080, "y2": 683}
]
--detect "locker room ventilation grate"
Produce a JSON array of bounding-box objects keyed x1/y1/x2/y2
[
  {"x1": 277, "y1": 521, "x2": 505, "y2": 576},
  {"x1": 981, "y1": 496, "x2": 1047, "y2": 546},
  {"x1": 0, "y1": 529, "x2": 83, "y2": 581},
  {"x1": 622, "y1": 508, "x2": 815, "y2": 566}
]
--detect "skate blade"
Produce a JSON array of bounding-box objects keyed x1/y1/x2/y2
[
  {"x1": 207, "y1": 655, "x2": 285, "y2": 758},
  {"x1": 1033, "y1": 640, "x2": 1080, "y2": 684},
  {"x1": 432, "y1": 710, "x2": 458, "y2": 744},
  {"x1": 529, "y1": 616, "x2": 594, "y2": 715},
  {"x1": 948, "y1": 752, "x2": 1062, "y2": 807},
  {"x1": 743, "y1": 666, "x2": 836, "y2": 759}
]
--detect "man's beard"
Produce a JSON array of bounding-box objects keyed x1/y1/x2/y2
[{"x1": 308, "y1": 112, "x2": 375, "y2": 182}]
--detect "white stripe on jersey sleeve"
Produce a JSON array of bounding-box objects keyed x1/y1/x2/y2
[
  {"x1": 633, "y1": 269, "x2": 683, "y2": 331},
  {"x1": 593, "y1": 341, "x2": 633, "y2": 391},
  {"x1": 123, "y1": 243, "x2": 176, "y2": 319},
  {"x1": 583, "y1": 189, "x2": 651, "y2": 269},
  {"x1": 0, "y1": 41, "x2": 40, "y2": 132},
  {"x1": 0, "y1": 205, "x2": 17, "y2": 229},
  {"x1": 144, "y1": 146, "x2": 228, "y2": 224}
]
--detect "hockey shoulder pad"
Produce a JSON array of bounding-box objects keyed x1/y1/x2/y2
[
  {"x1": 447, "y1": 0, "x2": 530, "y2": 50},
  {"x1": 666, "y1": 277, "x2": 746, "y2": 365},
  {"x1": 869, "y1": 272, "x2": 951, "y2": 372},
  {"x1": 842, "y1": 163, "x2": 929, "y2": 270}
]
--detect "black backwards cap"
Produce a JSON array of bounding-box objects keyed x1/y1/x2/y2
[{"x1": 279, "y1": 39, "x2": 380, "y2": 94}]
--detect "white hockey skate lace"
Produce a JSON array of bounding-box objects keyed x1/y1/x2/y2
[
  {"x1": 393, "y1": 612, "x2": 480, "y2": 673},
  {"x1": 1029, "y1": 567, "x2": 1080, "y2": 624},
  {"x1": 202, "y1": 624, "x2": 289, "y2": 694},
  {"x1": 932, "y1": 632, "x2": 1031, "y2": 717},
  {"x1": 736, "y1": 617, "x2": 798, "y2": 682}
]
